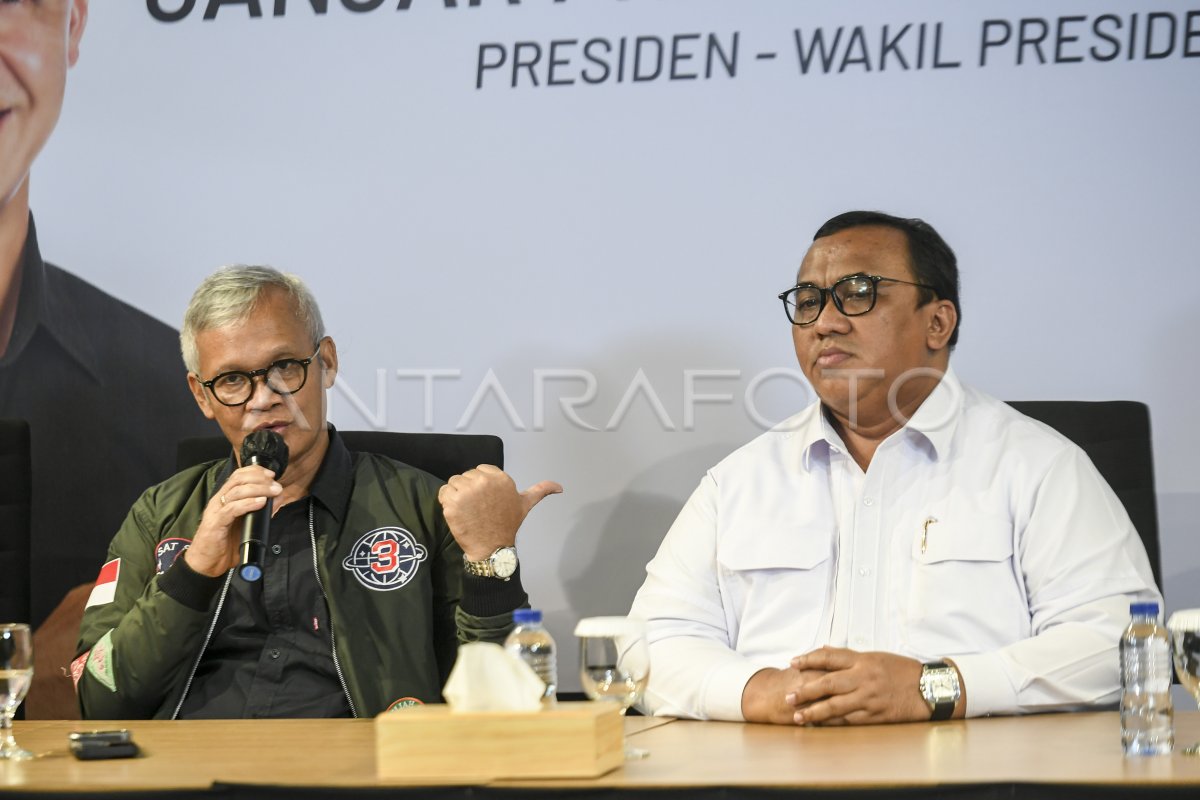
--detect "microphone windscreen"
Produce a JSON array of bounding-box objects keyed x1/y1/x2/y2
[{"x1": 240, "y1": 430, "x2": 289, "y2": 478}]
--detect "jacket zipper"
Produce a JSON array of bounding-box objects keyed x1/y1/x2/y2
[
  {"x1": 309, "y1": 499, "x2": 358, "y2": 718},
  {"x1": 170, "y1": 570, "x2": 234, "y2": 720}
]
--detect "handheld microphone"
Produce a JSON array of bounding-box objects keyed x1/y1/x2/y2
[{"x1": 238, "y1": 430, "x2": 289, "y2": 582}]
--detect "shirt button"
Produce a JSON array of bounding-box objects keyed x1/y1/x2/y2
[
  {"x1": 863, "y1": 497, "x2": 874, "y2": 506},
  {"x1": 271, "y1": 544, "x2": 283, "y2": 555},
  {"x1": 269, "y1": 649, "x2": 281, "y2": 660},
  {"x1": 858, "y1": 567, "x2": 871, "y2": 577},
  {"x1": 854, "y1": 637, "x2": 867, "y2": 648}
]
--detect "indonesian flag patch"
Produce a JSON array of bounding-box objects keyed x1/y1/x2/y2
[{"x1": 85, "y1": 558, "x2": 121, "y2": 608}]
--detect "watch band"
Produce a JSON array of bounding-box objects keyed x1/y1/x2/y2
[
  {"x1": 462, "y1": 554, "x2": 497, "y2": 578},
  {"x1": 929, "y1": 697, "x2": 955, "y2": 721}
]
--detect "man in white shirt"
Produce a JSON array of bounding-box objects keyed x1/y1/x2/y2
[{"x1": 629, "y1": 210, "x2": 1159, "y2": 725}]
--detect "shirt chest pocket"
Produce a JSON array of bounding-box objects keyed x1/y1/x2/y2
[
  {"x1": 904, "y1": 514, "x2": 1029, "y2": 655},
  {"x1": 716, "y1": 527, "x2": 833, "y2": 659},
  {"x1": 911, "y1": 514, "x2": 1014, "y2": 564}
]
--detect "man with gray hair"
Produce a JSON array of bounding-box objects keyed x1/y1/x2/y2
[{"x1": 74, "y1": 265, "x2": 560, "y2": 718}]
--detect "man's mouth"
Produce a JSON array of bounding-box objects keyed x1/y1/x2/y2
[{"x1": 815, "y1": 348, "x2": 850, "y2": 367}]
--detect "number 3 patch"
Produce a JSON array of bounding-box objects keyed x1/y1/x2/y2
[{"x1": 342, "y1": 527, "x2": 428, "y2": 591}]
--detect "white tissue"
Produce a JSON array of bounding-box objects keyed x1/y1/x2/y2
[{"x1": 442, "y1": 641, "x2": 546, "y2": 712}]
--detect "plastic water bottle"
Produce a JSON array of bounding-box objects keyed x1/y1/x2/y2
[
  {"x1": 1120, "y1": 601, "x2": 1174, "y2": 755},
  {"x1": 504, "y1": 608, "x2": 557, "y2": 705}
]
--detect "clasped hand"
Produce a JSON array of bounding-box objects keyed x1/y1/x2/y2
[
  {"x1": 783, "y1": 647, "x2": 930, "y2": 726},
  {"x1": 741, "y1": 647, "x2": 933, "y2": 726}
]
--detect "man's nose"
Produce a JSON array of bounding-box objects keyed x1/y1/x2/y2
[
  {"x1": 812, "y1": 295, "x2": 851, "y2": 335},
  {"x1": 245, "y1": 374, "x2": 283, "y2": 410}
]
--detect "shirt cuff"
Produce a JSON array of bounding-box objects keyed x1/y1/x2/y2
[
  {"x1": 459, "y1": 563, "x2": 529, "y2": 617},
  {"x1": 158, "y1": 556, "x2": 226, "y2": 612},
  {"x1": 702, "y1": 658, "x2": 765, "y2": 722},
  {"x1": 950, "y1": 652, "x2": 1018, "y2": 717}
]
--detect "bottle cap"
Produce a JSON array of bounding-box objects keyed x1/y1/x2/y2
[
  {"x1": 1130, "y1": 601, "x2": 1160, "y2": 616},
  {"x1": 512, "y1": 608, "x2": 543, "y2": 624}
]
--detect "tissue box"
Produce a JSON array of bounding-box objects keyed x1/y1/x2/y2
[{"x1": 375, "y1": 701, "x2": 623, "y2": 780}]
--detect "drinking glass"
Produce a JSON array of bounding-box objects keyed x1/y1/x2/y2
[
  {"x1": 1167, "y1": 609, "x2": 1200, "y2": 756},
  {"x1": 0, "y1": 623, "x2": 34, "y2": 760},
  {"x1": 575, "y1": 616, "x2": 651, "y2": 760}
]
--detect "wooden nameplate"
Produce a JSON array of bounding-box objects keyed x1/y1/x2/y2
[{"x1": 375, "y1": 701, "x2": 623, "y2": 780}]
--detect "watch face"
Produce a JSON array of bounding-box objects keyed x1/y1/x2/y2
[
  {"x1": 492, "y1": 547, "x2": 518, "y2": 578},
  {"x1": 922, "y1": 667, "x2": 960, "y2": 703}
]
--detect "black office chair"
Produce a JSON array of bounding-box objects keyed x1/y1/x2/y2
[
  {"x1": 176, "y1": 429, "x2": 503, "y2": 482},
  {"x1": 1006, "y1": 400, "x2": 1161, "y2": 590},
  {"x1": 0, "y1": 419, "x2": 31, "y2": 624}
]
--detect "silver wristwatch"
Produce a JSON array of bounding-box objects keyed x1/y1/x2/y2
[
  {"x1": 462, "y1": 546, "x2": 518, "y2": 580},
  {"x1": 919, "y1": 661, "x2": 961, "y2": 721}
]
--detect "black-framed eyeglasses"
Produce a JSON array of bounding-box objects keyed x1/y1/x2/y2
[
  {"x1": 198, "y1": 345, "x2": 322, "y2": 407},
  {"x1": 777, "y1": 274, "x2": 937, "y2": 326}
]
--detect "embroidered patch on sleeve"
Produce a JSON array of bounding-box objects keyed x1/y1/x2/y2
[
  {"x1": 85, "y1": 558, "x2": 121, "y2": 608},
  {"x1": 85, "y1": 629, "x2": 118, "y2": 693},
  {"x1": 69, "y1": 652, "x2": 89, "y2": 688},
  {"x1": 155, "y1": 538, "x2": 192, "y2": 574}
]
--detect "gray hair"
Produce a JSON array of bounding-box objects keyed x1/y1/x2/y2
[{"x1": 180, "y1": 265, "x2": 325, "y2": 374}]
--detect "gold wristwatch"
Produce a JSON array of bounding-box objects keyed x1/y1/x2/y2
[{"x1": 462, "y1": 546, "x2": 518, "y2": 580}]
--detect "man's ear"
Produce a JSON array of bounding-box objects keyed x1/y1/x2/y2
[
  {"x1": 319, "y1": 337, "x2": 338, "y2": 388},
  {"x1": 68, "y1": 1, "x2": 89, "y2": 68},
  {"x1": 926, "y1": 300, "x2": 958, "y2": 352},
  {"x1": 187, "y1": 373, "x2": 216, "y2": 420}
]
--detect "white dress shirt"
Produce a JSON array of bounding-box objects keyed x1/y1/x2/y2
[{"x1": 629, "y1": 369, "x2": 1160, "y2": 720}]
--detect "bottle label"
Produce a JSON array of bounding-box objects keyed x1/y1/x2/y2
[{"x1": 1122, "y1": 637, "x2": 1173, "y2": 694}]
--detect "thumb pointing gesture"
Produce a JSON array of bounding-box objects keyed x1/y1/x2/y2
[
  {"x1": 521, "y1": 480, "x2": 564, "y2": 515},
  {"x1": 438, "y1": 466, "x2": 562, "y2": 561}
]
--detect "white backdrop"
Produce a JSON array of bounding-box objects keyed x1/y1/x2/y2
[{"x1": 33, "y1": 0, "x2": 1200, "y2": 690}]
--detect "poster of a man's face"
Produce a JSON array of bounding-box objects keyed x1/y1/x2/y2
[
  {"x1": 0, "y1": 0, "x2": 84, "y2": 219},
  {"x1": 1, "y1": 2, "x2": 213, "y2": 643}
]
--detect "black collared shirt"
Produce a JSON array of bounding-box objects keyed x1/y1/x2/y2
[
  {"x1": 176, "y1": 440, "x2": 354, "y2": 719},
  {"x1": 0, "y1": 216, "x2": 214, "y2": 624}
]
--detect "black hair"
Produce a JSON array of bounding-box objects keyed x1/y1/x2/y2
[{"x1": 813, "y1": 210, "x2": 961, "y2": 347}]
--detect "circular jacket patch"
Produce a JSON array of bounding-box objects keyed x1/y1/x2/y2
[
  {"x1": 386, "y1": 697, "x2": 425, "y2": 711},
  {"x1": 341, "y1": 526, "x2": 428, "y2": 591},
  {"x1": 155, "y1": 538, "x2": 192, "y2": 574}
]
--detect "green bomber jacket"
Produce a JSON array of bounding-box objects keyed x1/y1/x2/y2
[{"x1": 74, "y1": 433, "x2": 524, "y2": 719}]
